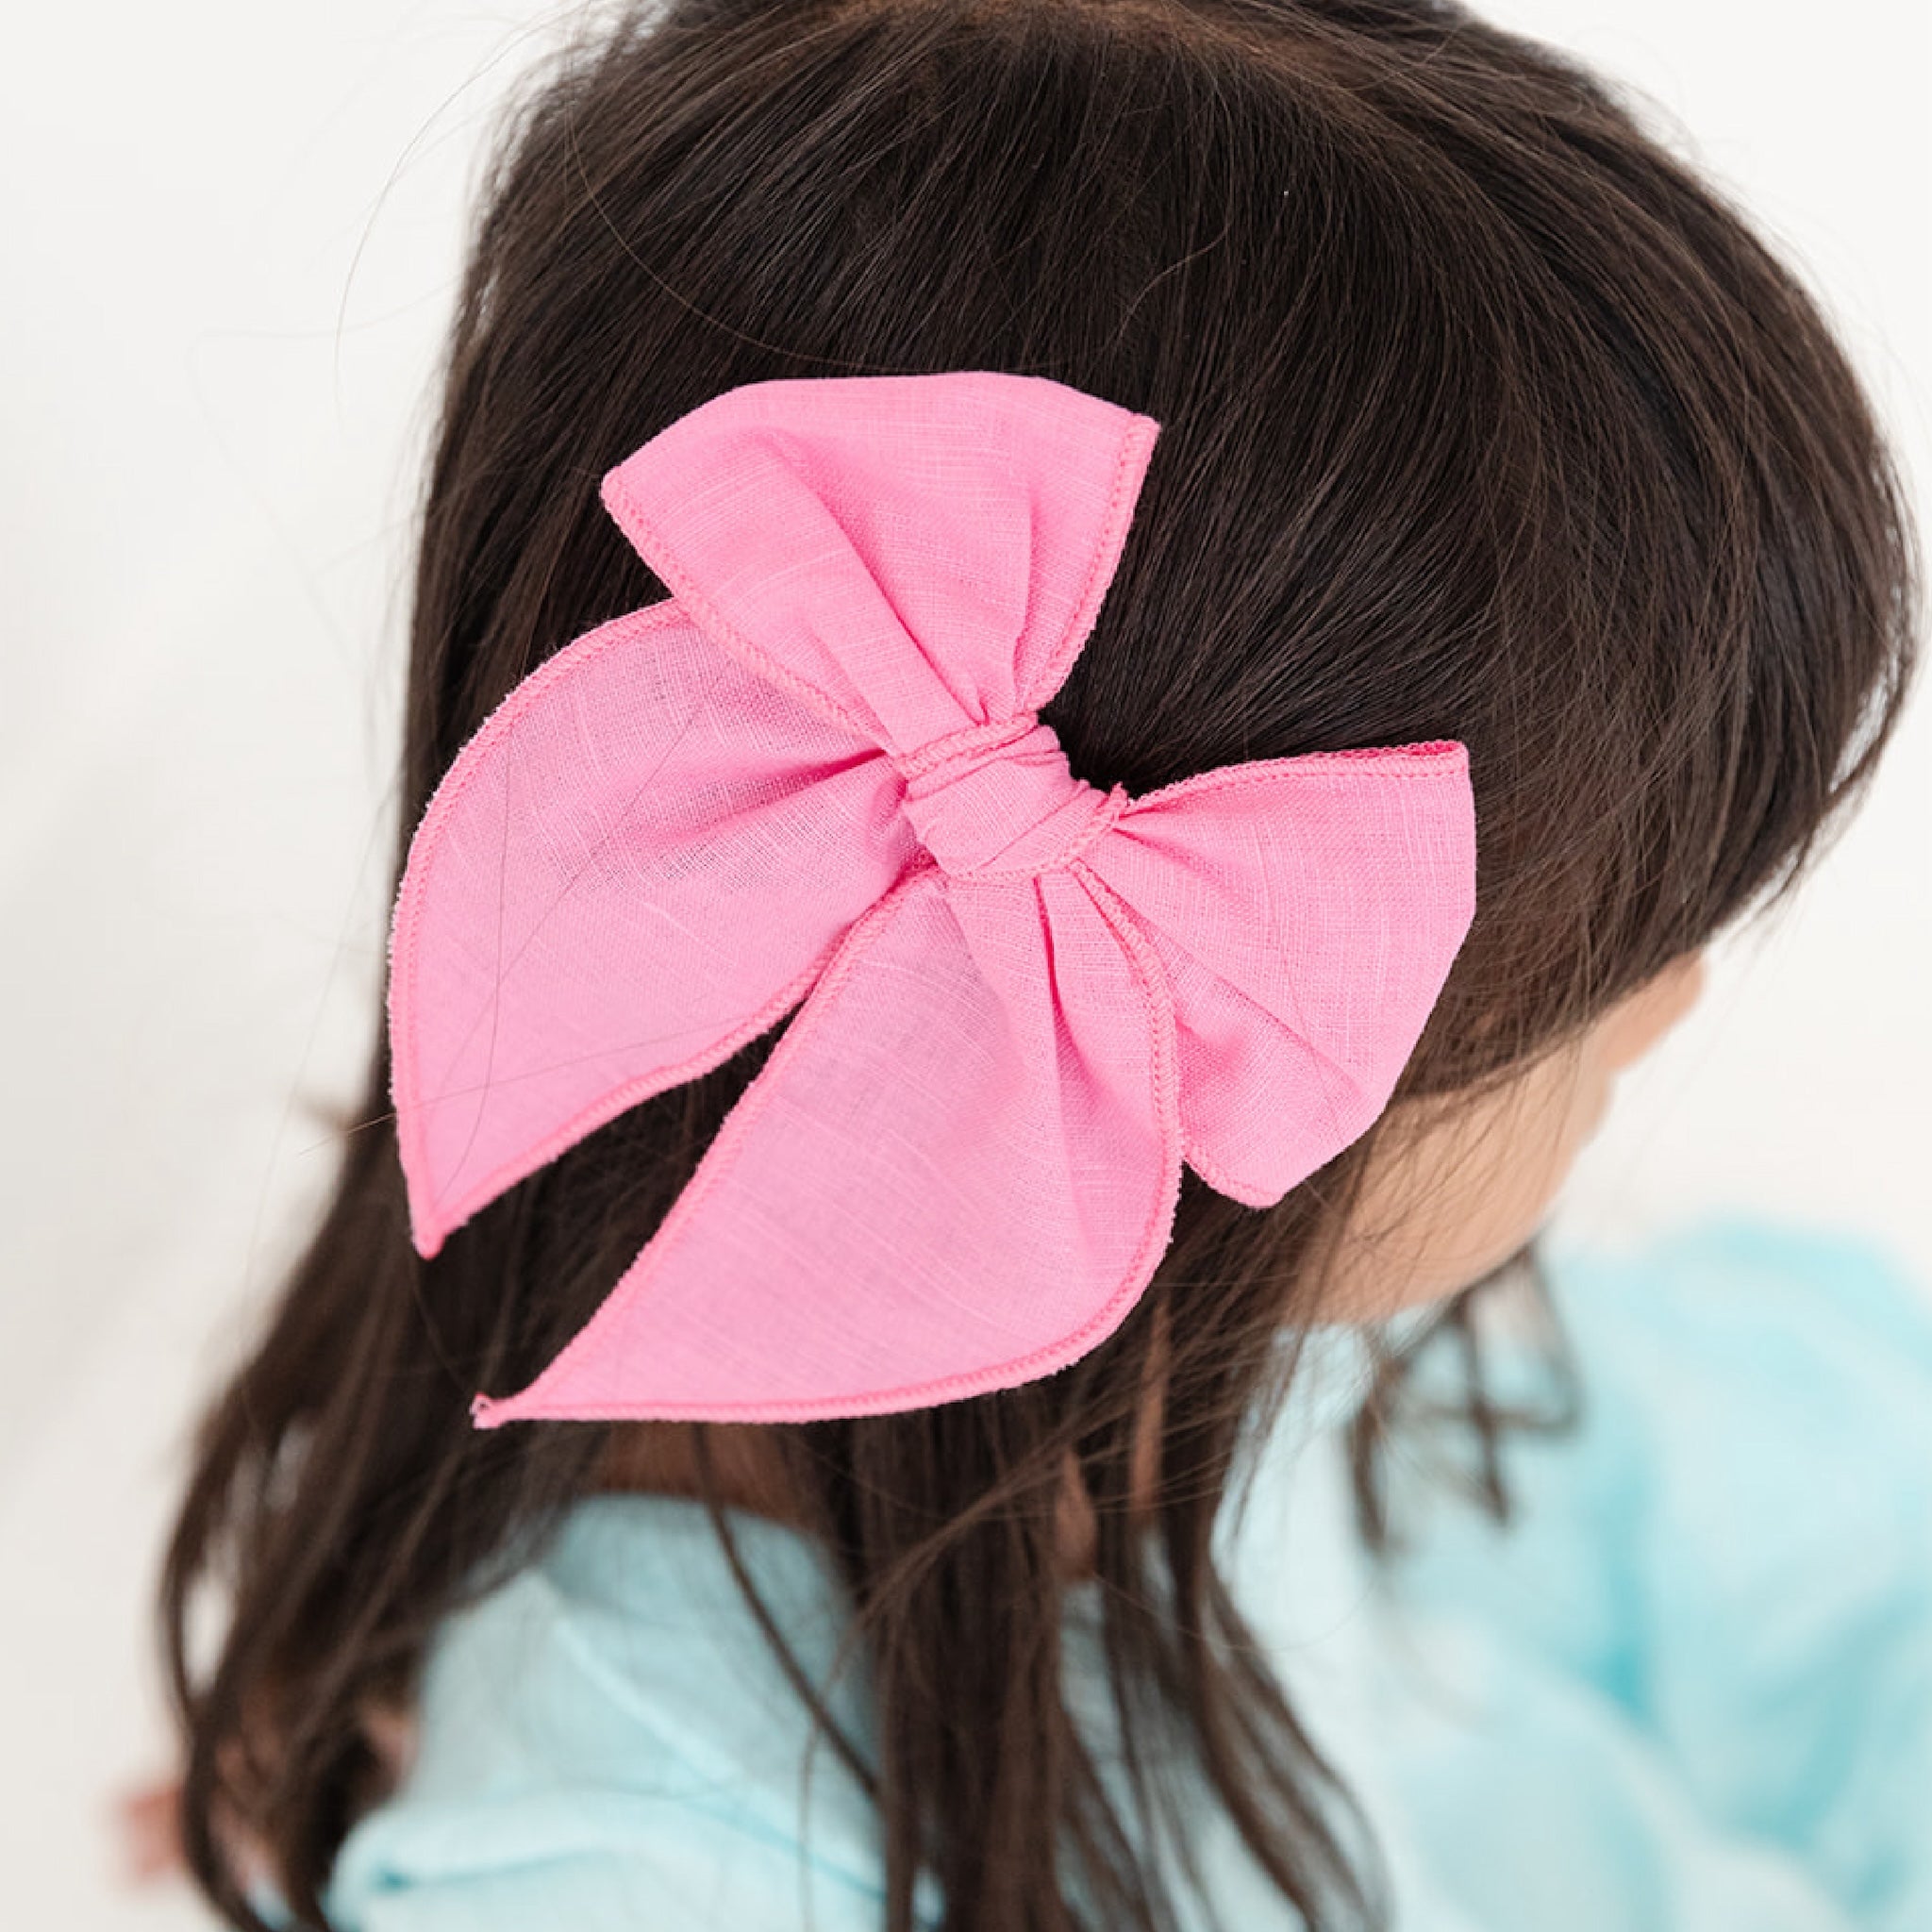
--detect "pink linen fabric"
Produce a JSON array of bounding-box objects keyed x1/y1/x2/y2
[{"x1": 383, "y1": 370, "x2": 1477, "y2": 1425}]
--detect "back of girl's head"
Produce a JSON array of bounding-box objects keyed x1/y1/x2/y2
[{"x1": 159, "y1": 2, "x2": 1921, "y2": 1928}]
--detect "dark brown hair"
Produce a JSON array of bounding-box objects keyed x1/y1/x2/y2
[{"x1": 157, "y1": 1, "x2": 1922, "y2": 1927}]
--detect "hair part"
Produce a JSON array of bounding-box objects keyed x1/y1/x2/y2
[{"x1": 158, "y1": 1, "x2": 1921, "y2": 1927}]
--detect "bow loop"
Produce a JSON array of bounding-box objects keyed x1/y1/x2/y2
[{"x1": 596, "y1": 371, "x2": 1159, "y2": 755}]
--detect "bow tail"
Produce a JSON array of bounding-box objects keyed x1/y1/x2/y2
[
  {"x1": 470, "y1": 865, "x2": 1181, "y2": 1425},
  {"x1": 387, "y1": 603, "x2": 916, "y2": 1257}
]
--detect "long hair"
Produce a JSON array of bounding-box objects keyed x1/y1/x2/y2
[{"x1": 156, "y1": 2, "x2": 1922, "y2": 1927}]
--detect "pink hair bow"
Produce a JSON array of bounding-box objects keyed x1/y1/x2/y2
[{"x1": 385, "y1": 371, "x2": 1476, "y2": 1425}]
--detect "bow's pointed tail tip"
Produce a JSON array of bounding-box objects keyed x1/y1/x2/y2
[
  {"x1": 401, "y1": 1171, "x2": 451, "y2": 1259},
  {"x1": 469, "y1": 1357, "x2": 584, "y2": 1427},
  {"x1": 470, "y1": 1381, "x2": 605, "y2": 1429}
]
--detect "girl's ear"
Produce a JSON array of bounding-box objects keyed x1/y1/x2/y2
[{"x1": 1599, "y1": 951, "x2": 1709, "y2": 1074}]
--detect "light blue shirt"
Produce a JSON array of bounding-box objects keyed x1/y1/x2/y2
[{"x1": 260, "y1": 1216, "x2": 1932, "y2": 1929}]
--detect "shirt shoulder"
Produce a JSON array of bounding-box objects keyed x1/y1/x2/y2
[{"x1": 320, "y1": 1498, "x2": 942, "y2": 1931}]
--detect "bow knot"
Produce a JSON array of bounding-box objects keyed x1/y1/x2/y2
[{"x1": 890, "y1": 711, "x2": 1129, "y2": 879}]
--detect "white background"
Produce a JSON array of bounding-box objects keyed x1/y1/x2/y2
[{"x1": 0, "y1": 2, "x2": 1925, "y2": 1925}]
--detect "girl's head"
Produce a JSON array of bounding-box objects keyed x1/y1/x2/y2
[
  {"x1": 161, "y1": 2, "x2": 1920, "y2": 1928},
  {"x1": 1324, "y1": 944, "x2": 1712, "y2": 1323}
]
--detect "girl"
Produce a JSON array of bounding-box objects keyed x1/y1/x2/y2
[{"x1": 147, "y1": 0, "x2": 1929, "y2": 1927}]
